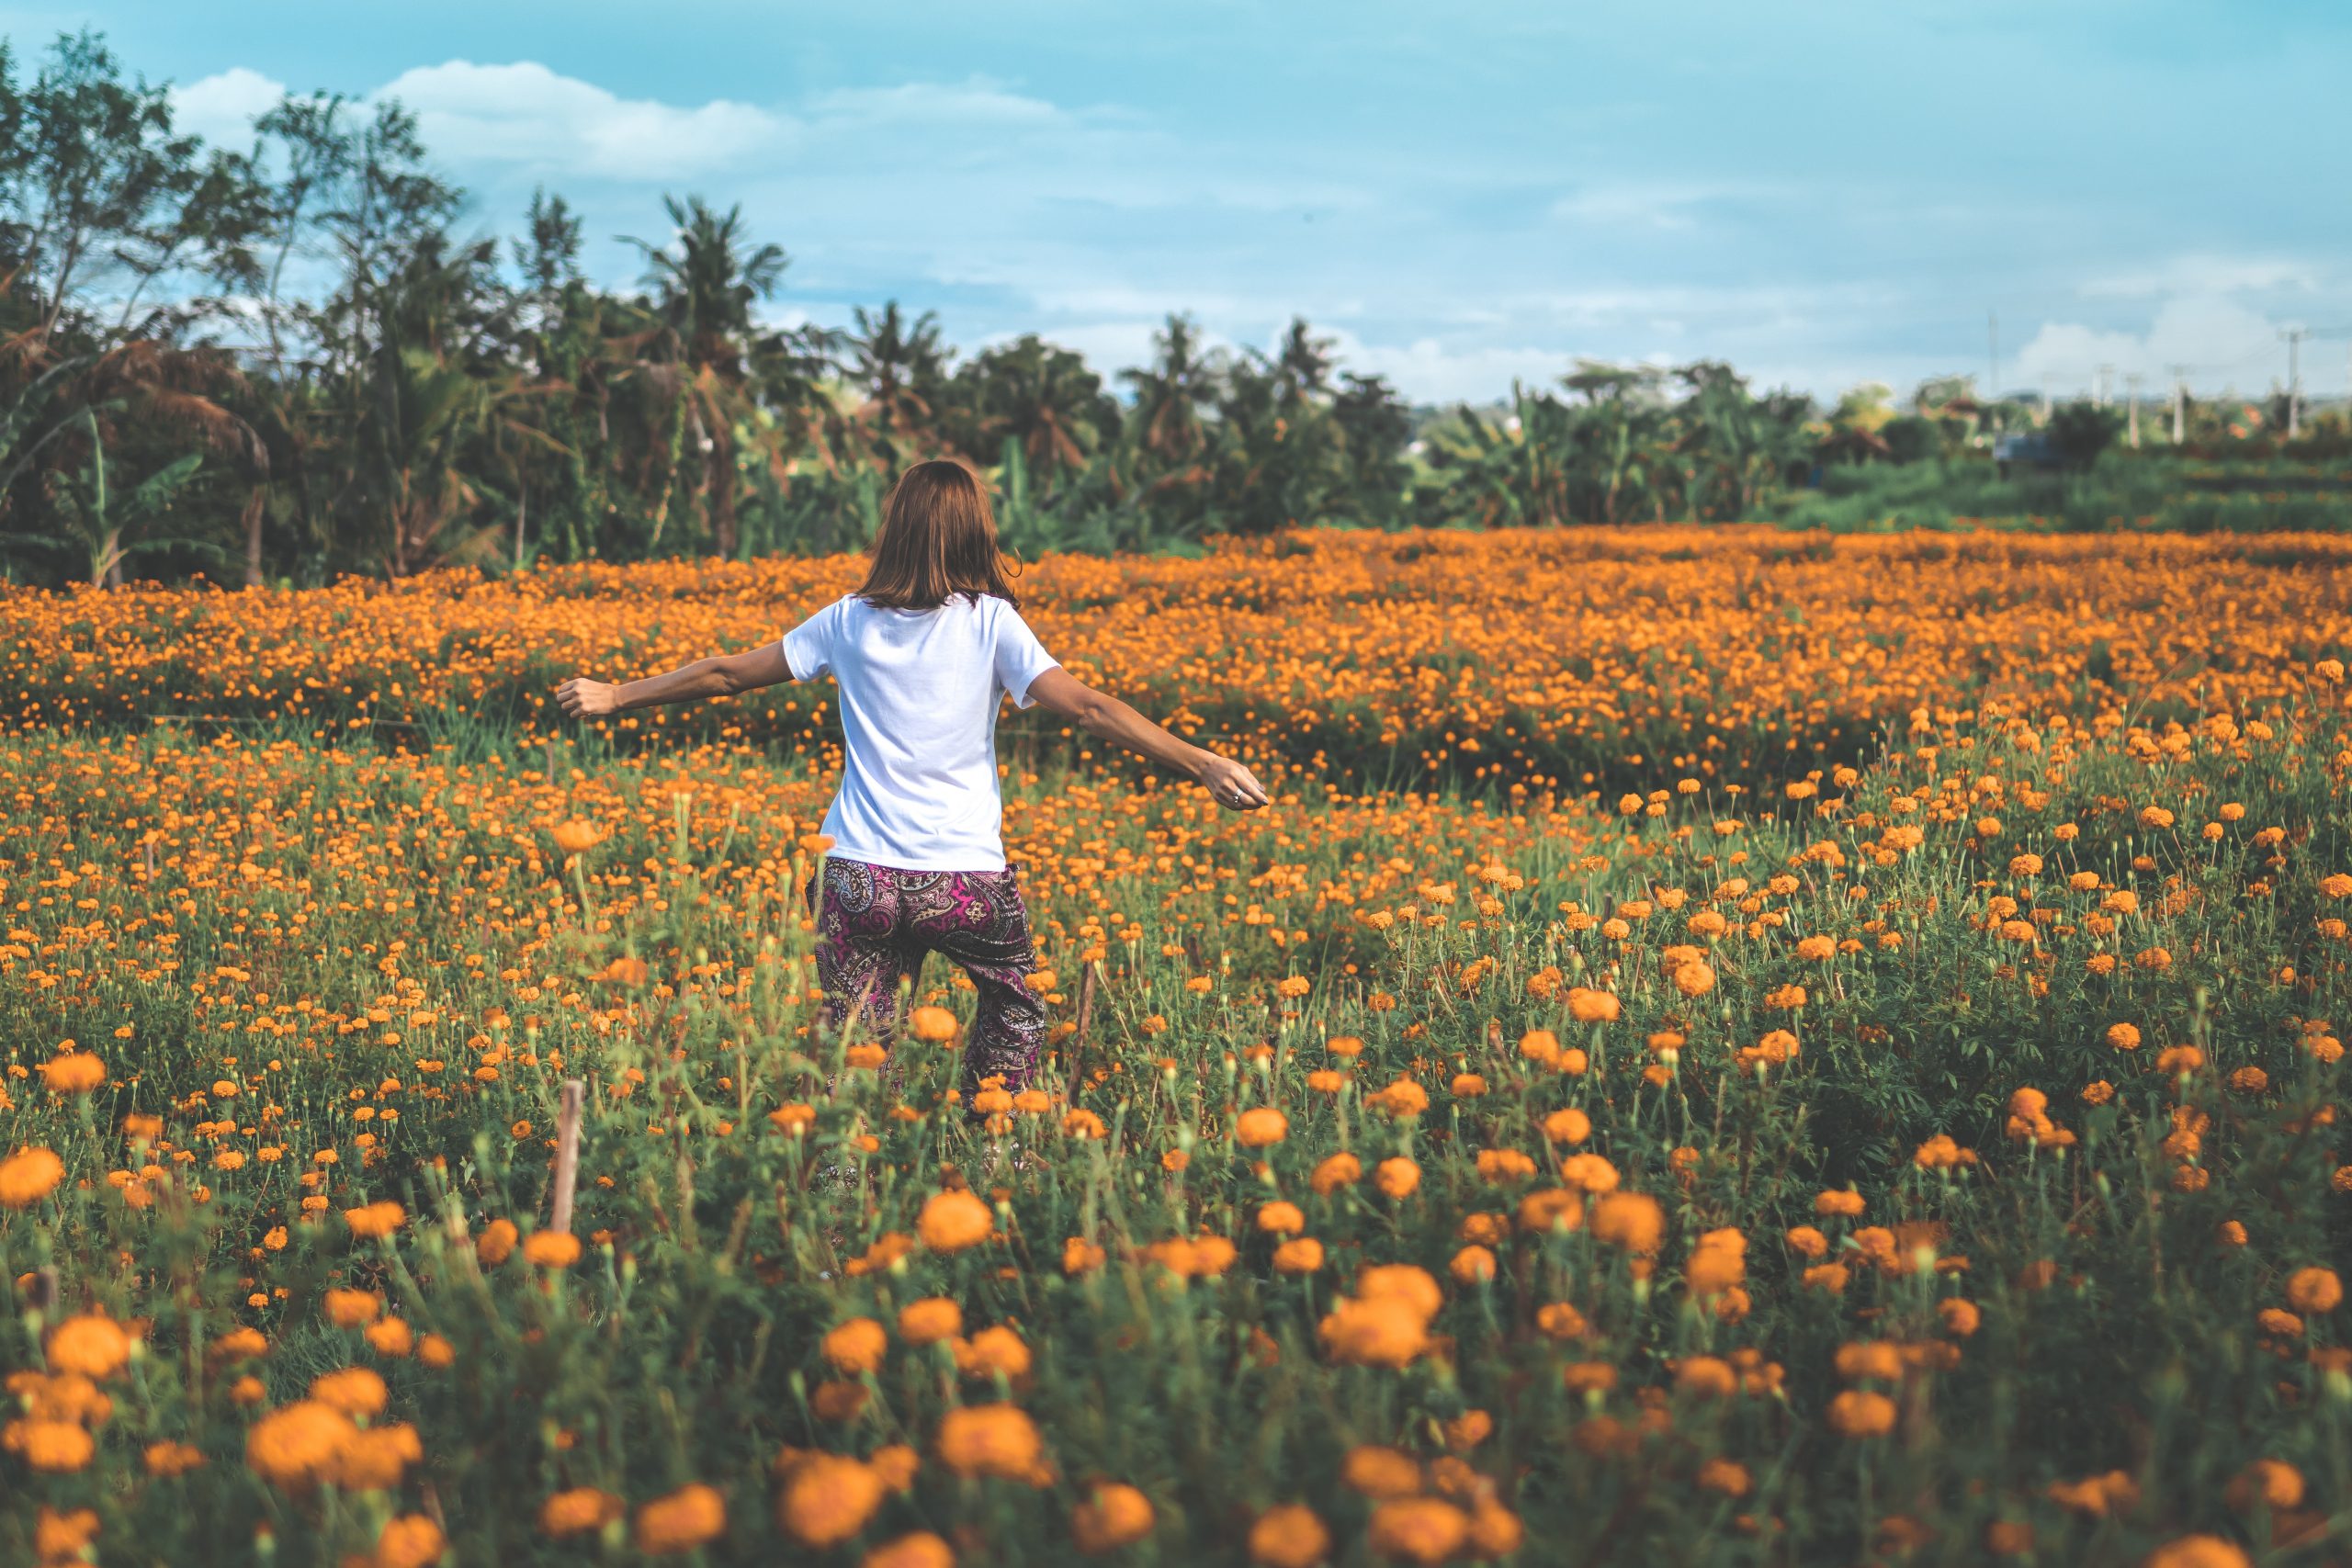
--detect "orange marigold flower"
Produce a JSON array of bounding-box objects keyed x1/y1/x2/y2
[
  {"x1": 1249, "y1": 1504, "x2": 1331, "y2": 1568},
  {"x1": 952, "y1": 1325, "x2": 1032, "y2": 1381},
  {"x1": 898, "y1": 1297, "x2": 963, "y2": 1346},
  {"x1": 1677, "y1": 1355, "x2": 1738, "y2": 1398},
  {"x1": 1258, "y1": 1201, "x2": 1306, "y2": 1235},
  {"x1": 310, "y1": 1366, "x2": 388, "y2": 1418},
  {"x1": 1366, "y1": 1496, "x2": 1471, "y2": 1564},
  {"x1": 864, "y1": 1532, "x2": 956, "y2": 1568},
  {"x1": 778, "y1": 1453, "x2": 883, "y2": 1548},
  {"x1": 935, "y1": 1404, "x2": 1044, "y2": 1480},
  {"x1": 634, "y1": 1483, "x2": 728, "y2": 1555},
  {"x1": 1318, "y1": 1296, "x2": 1430, "y2": 1368},
  {"x1": 1273, "y1": 1237, "x2": 1325, "y2": 1274},
  {"x1": 324, "y1": 1289, "x2": 382, "y2": 1328},
  {"x1": 1070, "y1": 1482, "x2": 1155, "y2": 1553},
  {"x1": 2287, "y1": 1267, "x2": 2343, "y2": 1314},
  {"x1": 144, "y1": 1439, "x2": 206, "y2": 1477},
  {"x1": 39, "y1": 1053, "x2": 106, "y2": 1094},
  {"x1": 36, "y1": 1506, "x2": 99, "y2": 1562},
  {"x1": 244, "y1": 1400, "x2": 357, "y2": 1489},
  {"x1": 1342, "y1": 1444, "x2": 1423, "y2": 1498},
  {"x1": 342, "y1": 1201, "x2": 405, "y2": 1238},
  {"x1": 821, "y1": 1317, "x2": 888, "y2": 1374},
  {"x1": 0, "y1": 1146, "x2": 67, "y2": 1209},
  {"x1": 4, "y1": 1417, "x2": 95, "y2": 1472},
  {"x1": 1566, "y1": 987, "x2": 1622, "y2": 1022},
  {"x1": 918, "y1": 1190, "x2": 995, "y2": 1252},
  {"x1": 476, "y1": 1218, "x2": 519, "y2": 1267},
  {"x1": 540, "y1": 1488, "x2": 626, "y2": 1538},
  {"x1": 1449, "y1": 1245, "x2": 1498, "y2": 1285},
  {"x1": 45, "y1": 1315, "x2": 132, "y2": 1380},
  {"x1": 2225, "y1": 1459, "x2": 2304, "y2": 1514},
  {"x1": 1589, "y1": 1191, "x2": 1664, "y2": 1255},
  {"x1": 2143, "y1": 1537, "x2": 2252, "y2": 1568},
  {"x1": 1311, "y1": 1152, "x2": 1362, "y2": 1193},
  {"x1": 1827, "y1": 1389, "x2": 1897, "y2": 1438},
  {"x1": 1542, "y1": 1107, "x2": 1592, "y2": 1145},
  {"x1": 370, "y1": 1515, "x2": 444, "y2": 1568},
  {"x1": 523, "y1": 1231, "x2": 582, "y2": 1269},
  {"x1": 1374, "y1": 1156, "x2": 1422, "y2": 1199},
  {"x1": 1236, "y1": 1107, "x2": 1289, "y2": 1147},
  {"x1": 908, "y1": 1006, "x2": 961, "y2": 1043}
]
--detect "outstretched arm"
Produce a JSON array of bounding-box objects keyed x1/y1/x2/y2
[
  {"x1": 556, "y1": 643, "x2": 793, "y2": 718},
  {"x1": 1026, "y1": 666, "x2": 1270, "y2": 811}
]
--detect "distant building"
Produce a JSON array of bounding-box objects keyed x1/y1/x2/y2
[{"x1": 1993, "y1": 432, "x2": 2061, "y2": 477}]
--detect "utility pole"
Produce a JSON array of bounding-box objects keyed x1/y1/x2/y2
[
  {"x1": 2280, "y1": 327, "x2": 2304, "y2": 437},
  {"x1": 2125, "y1": 372, "x2": 2143, "y2": 447},
  {"x1": 2040, "y1": 372, "x2": 2052, "y2": 427},
  {"x1": 2165, "y1": 363, "x2": 2191, "y2": 445},
  {"x1": 2095, "y1": 363, "x2": 2114, "y2": 408},
  {"x1": 1987, "y1": 310, "x2": 1999, "y2": 400}
]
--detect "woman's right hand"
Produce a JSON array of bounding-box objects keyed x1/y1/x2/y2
[
  {"x1": 556, "y1": 677, "x2": 621, "y2": 718},
  {"x1": 1195, "y1": 752, "x2": 1271, "y2": 811}
]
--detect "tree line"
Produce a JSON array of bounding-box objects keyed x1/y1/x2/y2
[{"x1": 0, "y1": 31, "x2": 2334, "y2": 590}]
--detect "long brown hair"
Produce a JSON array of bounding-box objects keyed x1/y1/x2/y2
[{"x1": 854, "y1": 459, "x2": 1021, "y2": 610}]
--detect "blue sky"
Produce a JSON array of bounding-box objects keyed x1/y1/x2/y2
[{"x1": 11, "y1": 0, "x2": 2349, "y2": 404}]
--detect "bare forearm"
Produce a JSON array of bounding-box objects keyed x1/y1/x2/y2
[
  {"x1": 615, "y1": 659, "x2": 741, "y2": 710},
  {"x1": 1073, "y1": 692, "x2": 1209, "y2": 780}
]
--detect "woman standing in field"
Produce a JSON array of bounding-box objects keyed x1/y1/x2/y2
[{"x1": 555, "y1": 458, "x2": 1269, "y2": 1100}]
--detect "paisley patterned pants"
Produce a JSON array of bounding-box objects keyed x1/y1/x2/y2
[{"x1": 809, "y1": 857, "x2": 1047, "y2": 1097}]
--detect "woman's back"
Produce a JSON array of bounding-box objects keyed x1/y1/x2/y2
[{"x1": 784, "y1": 591, "x2": 1058, "y2": 873}]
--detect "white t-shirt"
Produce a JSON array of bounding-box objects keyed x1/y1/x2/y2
[{"x1": 782, "y1": 592, "x2": 1061, "y2": 872}]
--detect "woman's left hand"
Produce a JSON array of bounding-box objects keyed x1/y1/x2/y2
[{"x1": 556, "y1": 678, "x2": 619, "y2": 718}]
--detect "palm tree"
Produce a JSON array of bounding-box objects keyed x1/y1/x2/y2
[
  {"x1": 622, "y1": 195, "x2": 790, "y2": 557},
  {"x1": 947, "y1": 335, "x2": 1113, "y2": 483},
  {"x1": 0, "y1": 265, "x2": 265, "y2": 585},
  {"x1": 1268, "y1": 317, "x2": 1336, "y2": 409},
  {"x1": 848, "y1": 301, "x2": 948, "y2": 468},
  {"x1": 1561, "y1": 361, "x2": 1670, "y2": 523},
  {"x1": 1120, "y1": 313, "x2": 1216, "y2": 471}
]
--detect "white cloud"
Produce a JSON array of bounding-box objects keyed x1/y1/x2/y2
[
  {"x1": 2080, "y1": 254, "x2": 2322, "y2": 299},
  {"x1": 170, "y1": 66, "x2": 288, "y2": 147},
  {"x1": 178, "y1": 60, "x2": 791, "y2": 183},
  {"x1": 806, "y1": 78, "x2": 1069, "y2": 131},
  {"x1": 375, "y1": 61, "x2": 787, "y2": 182},
  {"x1": 2012, "y1": 296, "x2": 2302, "y2": 395},
  {"x1": 1548, "y1": 180, "x2": 1772, "y2": 231},
  {"x1": 1001, "y1": 320, "x2": 1172, "y2": 381},
  {"x1": 1327, "y1": 333, "x2": 1574, "y2": 403}
]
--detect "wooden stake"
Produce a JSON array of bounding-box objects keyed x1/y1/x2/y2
[
  {"x1": 1075, "y1": 962, "x2": 1099, "y2": 1053},
  {"x1": 550, "y1": 1078, "x2": 584, "y2": 1235}
]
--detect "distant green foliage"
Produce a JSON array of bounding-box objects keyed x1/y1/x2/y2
[
  {"x1": 1772, "y1": 455, "x2": 2352, "y2": 536},
  {"x1": 5, "y1": 28, "x2": 2352, "y2": 589}
]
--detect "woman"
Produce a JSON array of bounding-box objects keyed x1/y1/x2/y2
[{"x1": 556, "y1": 458, "x2": 1268, "y2": 1101}]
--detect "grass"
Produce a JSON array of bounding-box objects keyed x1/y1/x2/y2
[{"x1": 4, "y1": 680, "x2": 2351, "y2": 1564}]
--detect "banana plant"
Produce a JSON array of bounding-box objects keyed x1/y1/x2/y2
[{"x1": 14, "y1": 406, "x2": 215, "y2": 586}]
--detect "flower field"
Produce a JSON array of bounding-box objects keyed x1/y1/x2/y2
[
  {"x1": 5, "y1": 532, "x2": 2352, "y2": 1566},
  {"x1": 8, "y1": 526, "x2": 2352, "y2": 788}
]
